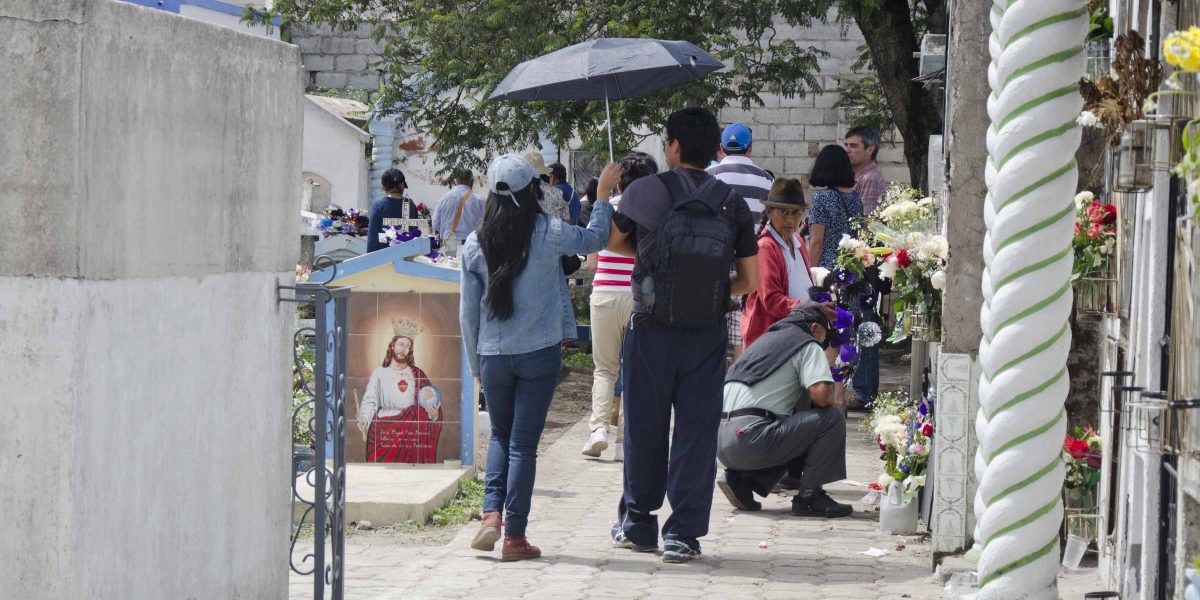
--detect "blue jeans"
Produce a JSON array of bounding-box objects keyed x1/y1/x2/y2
[
  {"x1": 852, "y1": 343, "x2": 880, "y2": 406},
  {"x1": 480, "y1": 344, "x2": 562, "y2": 538}
]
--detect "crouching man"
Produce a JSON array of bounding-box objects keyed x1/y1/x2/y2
[{"x1": 716, "y1": 303, "x2": 852, "y2": 517}]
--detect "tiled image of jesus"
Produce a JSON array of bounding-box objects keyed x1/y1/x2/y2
[{"x1": 357, "y1": 334, "x2": 442, "y2": 463}]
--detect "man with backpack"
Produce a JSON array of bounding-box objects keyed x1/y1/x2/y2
[{"x1": 605, "y1": 107, "x2": 759, "y2": 563}]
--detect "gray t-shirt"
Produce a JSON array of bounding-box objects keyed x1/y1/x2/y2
[
  {"x1": 722, "y1": 343, "x2": 833, "y2": 416},
  {"x1": 614, "y1": 167, "x2": 758, "y2": 316}
]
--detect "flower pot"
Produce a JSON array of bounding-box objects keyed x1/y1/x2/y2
[
  {"x1": 1063, "y1": 486, "x2": 1100, "y2": 541},
  {"x1": 1074, "y1": 277, "x2": 1114, "y2": 314},
  {"x1": 880, "y1": 482, "x2": 920, "y2": 534}
]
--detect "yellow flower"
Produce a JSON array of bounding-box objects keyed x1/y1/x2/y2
[{"x1": 1165, "y1": 28, "x2": 1200, "y2": 72}]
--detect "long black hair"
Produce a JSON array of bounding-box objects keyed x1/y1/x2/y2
[
  {"x1": 809, "y1": 144, "x2": 856, "y2": 189},
  {"x1": 477, "y1": 181, "x2": 543, "y2": 321}
]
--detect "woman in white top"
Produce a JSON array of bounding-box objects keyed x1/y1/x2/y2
[
  {"x1": 581, "y1": 152, "x2": 659, "y2": 461},
  {"x1": 357, "y1": 334, "x2": 441, "y2": 463}
]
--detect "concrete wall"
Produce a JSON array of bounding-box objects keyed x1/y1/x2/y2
[
  {"x1": 304, "y1": 97, "x2": 370, "y2": 211},
  {"x1": 0, "y1": 1, "x2": 301, "y2": 598}
]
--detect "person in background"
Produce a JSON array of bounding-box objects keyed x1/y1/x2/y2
[
  {"x1": 844, "y1": 125, "x2": 885, "y2": 216},
  {"x1": 579, "y1": 177, "x2": 600, "y2": 227},
  {"x1": 460, "y1": 155, "x2": 616, "y2": 562},
  {"x1": 524, "y1": 151, "x2": 570, "y2": 222},
  {"x1": 550, "y1": 162, "x2": 581, "y2": 225},
  {"x1": 581, "y1": 153, "x2": 658, "y2": 463},
  {"x1": 807, "y1": 145, "x2": 863, "y2": 270},
  {"x1": 708, "y1": 122, "x2": 774, "y2": 362},
  {"x1": 716, "y1": 304, "x2": 851, "y2": 518},
  {"x1": 741, "y1": 178, "x2": 816, "y2": 348},
  {"x1": 432, "y1": 168, "x2": 485, "y2": 245},
  {"x1": 367, "y1": 168, "x2": 421, "y2": 253},
  {"x1": 806, "y1": 145, "x2": 863, "y2": 410},
  {"x1": 845, "y1": 125, "x2": 886, "y2": 409},
  {"x1": 606, "y1": 107, "x2": 759, "y2": 564}
]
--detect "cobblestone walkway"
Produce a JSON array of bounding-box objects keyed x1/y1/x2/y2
[{"x1": 293, "y1": 412, "x2": 948, "y2": 600}]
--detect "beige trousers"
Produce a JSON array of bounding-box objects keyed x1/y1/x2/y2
[{"x1": 588, "y1": 290, "x2": 634, "y2": 439}]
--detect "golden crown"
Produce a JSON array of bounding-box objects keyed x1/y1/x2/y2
[{"x1": 391, "y1": 318, "x2": 422, "y2": 339}]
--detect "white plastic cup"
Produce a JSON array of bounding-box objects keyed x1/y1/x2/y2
[{"x1": 1061, "y1": 534, "x2": 1087, "y2": 570}]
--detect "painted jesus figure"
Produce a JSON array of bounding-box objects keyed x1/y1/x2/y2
[{"x1": 357, "y1": 334, "x2": 442, "y2": 463}]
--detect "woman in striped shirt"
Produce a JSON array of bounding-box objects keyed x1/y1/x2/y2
[{"x1": 581, "y1": 152, "x2": 659, "y2": 461}]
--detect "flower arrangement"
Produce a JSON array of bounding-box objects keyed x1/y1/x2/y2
[
  {"x1": 1063, "y1": 425, "x2": 1102, "y2": 491},
  {"x1": 808, "y1": 267, "x2": 876, "y2": 383},
  {"x1": 312, "y1": 205, "x2": 370, "y2": 238},
  {"x1": 379, "y1": 226, "x2": 443, "y2": 259},
  {"x1": 1151, "y1": 26, "x2": 1200, "y2": 217},
  {"x1": 1078, "y1": 31, "x2": 1162, "y2": 147},
  {"x1": 834, "y1": 184, "x2": 947, "y2": 341},
  {"x1": 867, "y1": 391, "x2": 932, "y2": 503},
  {"x1": 1071, "y1": 191, "x2": 1118, "y2": 280}
]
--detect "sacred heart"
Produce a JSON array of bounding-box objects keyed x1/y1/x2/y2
[{"x1": 397, "y1": 380, "x2": 409, "y2": 393}]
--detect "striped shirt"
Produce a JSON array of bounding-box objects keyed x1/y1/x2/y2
[
  {"x1": 593, "y1": 195, "x2": 634, "y2": 292},
  {"x1": 707, "y1": 155, "x2": 774, "y2": 215}
]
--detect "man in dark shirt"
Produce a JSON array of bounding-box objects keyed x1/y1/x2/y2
[
  {"x1": 605, "y1": 107, "x2": 759, "y2": 563},
  {"x1": 366, "y1": 168, "x2": 421, "y2": 253},
  {"x1": 549, "y1": 162, "x2": 580, "y2": 225}
]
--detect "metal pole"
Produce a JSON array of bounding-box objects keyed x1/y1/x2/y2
[
  {"x1": 313, "y1": 291, "x2": 328, "y2": 600},
  {"x1": 605, "y1": 90, "x2": 614, "y2": 162}
]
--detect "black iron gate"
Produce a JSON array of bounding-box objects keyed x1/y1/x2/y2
[{"x1": 281, "y1": 265, "x2": 349, "y2": 600}]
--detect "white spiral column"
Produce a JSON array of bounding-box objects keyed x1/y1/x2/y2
[{"x1": 975, "y1": 1, "x2": 1086, "y2": 598}]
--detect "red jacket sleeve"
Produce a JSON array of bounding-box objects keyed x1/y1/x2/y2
[{"x1": 757, "y1": 237, "x2": 800, "y2": 320}]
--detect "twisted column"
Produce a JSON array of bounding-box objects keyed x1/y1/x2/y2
[{"x1": 975, "y1": 1, "x2": 1086, "y2": 598}]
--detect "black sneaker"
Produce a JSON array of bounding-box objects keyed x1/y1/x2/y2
[
  {"x1": 790, "y1": 489, "x2": 853, "y2": 518},
  {"x1": 611, "y1": 523, "x2": 656, "y2": 553},
  {"x1": 716, "y1": 471, "x2": 761, "y2": 511}
]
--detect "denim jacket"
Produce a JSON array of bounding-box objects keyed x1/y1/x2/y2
[{"x1": 460, "y1": 201, "x2": 614, "y2": 376}]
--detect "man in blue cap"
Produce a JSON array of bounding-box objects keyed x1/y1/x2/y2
[
  {"x1": 708, "y1": 123, "x2": 774, "y2": 360},
  {"x1": 707, "y1": 123, "x2": 774, "y2": 222}
]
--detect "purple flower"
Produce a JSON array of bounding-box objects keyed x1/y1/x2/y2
[
  {"x1": 834, "y1": 269, "x2": 858, "y2": 286},
  {"x1": 839, "y1": 344, "x2": 859, "y2": 364},
  {"x1": 900, "y1": 465, "x2": 910, "y2": 474},
  {"x1": 835, "y1": 307, "x2": 855, "y2": 331},
  {"x1": 340, "y1": 225, "x2": 354, "y2": 234},
  {"x1": 813, "y1": 290, "x2": 833, "y2": 304},
  {"x1": 918, "y1": 402, "x2": 929, "y2": 416}
]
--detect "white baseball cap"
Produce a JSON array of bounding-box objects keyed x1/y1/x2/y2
[{"x1": 487, "y1": 154, "x2": 536, "y2": 201}]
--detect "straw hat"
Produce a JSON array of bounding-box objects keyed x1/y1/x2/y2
[
  {"x1": 522, "y1": 151, "x2": 552, "y2": 176},
  {"x1": 762, "y1": 177, "x2": 807, "y2": 210}
]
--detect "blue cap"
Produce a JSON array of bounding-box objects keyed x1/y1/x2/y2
[{"x1": 721, "y1": 123, "x2": 753, "y2": 151}]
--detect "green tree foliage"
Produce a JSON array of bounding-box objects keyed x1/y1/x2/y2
[{"x1": 249, "y1": 1, "x2": 943, "y2": 185}]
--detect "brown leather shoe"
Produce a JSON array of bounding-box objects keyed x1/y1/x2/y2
[
  {"x1": 501, "y1": 536, "x2": 541, "y2": 561},
  {"x1": 470, "y1": 511, "x2": 502, "y2": 551}
]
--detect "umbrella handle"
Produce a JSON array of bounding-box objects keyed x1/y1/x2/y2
[{"x1": 605, "y1": 90, "x2": 614, "y2": 163}]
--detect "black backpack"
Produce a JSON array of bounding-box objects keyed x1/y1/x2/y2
[{"x1": 638, "y1": 171, "x2": 737, "y2": 328}]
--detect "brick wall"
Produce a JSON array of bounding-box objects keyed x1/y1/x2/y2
[{"x1": 292, "y1": 23, "x2": 384, "y2": 90}]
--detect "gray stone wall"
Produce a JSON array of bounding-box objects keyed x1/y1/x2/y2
[
  {"x1": 1, "y1": 2, "x2": 301, "y2": 597},
  {"x1": 292, "y1": 16, "x2": 912, "y2": 185},
  {"x1": 292, "y1": 22, "x2": 384, "y2": 90}
]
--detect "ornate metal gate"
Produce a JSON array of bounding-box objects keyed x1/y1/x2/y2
[{"x1": 281, "y1": 264, "x2": 350, "y2": 600}]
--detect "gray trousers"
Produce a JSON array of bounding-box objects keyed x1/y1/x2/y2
[{"x1": 716, "y1": 407, "x2": 847, "y2": 493}]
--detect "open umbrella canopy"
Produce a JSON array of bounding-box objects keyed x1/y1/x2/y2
[{"x1": 489, "y1": 38, "x2": 724, "y2": 101}]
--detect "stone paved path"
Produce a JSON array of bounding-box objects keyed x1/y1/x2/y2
[{"x1": 292, "y1": 412, "x2": 948, "y2": 600}]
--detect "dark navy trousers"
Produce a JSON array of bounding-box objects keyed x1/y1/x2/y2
[{"x1": 617, "y1": 319, "x2": 727, "y2": 548}]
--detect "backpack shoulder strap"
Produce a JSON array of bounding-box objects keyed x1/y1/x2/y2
[{"x1": 658, "y1": 171, "x2": 686, "y2": 206}]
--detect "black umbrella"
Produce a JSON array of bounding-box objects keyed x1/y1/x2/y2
[{"x1": 489, "y1": 38, "x2": 725, "y2": 159}]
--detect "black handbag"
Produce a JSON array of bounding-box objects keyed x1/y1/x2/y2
[{"x1": 561, "y1": 254, "x2": 582, "y2": 275}]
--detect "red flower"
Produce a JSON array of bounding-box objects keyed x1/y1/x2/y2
[
  {"x1": 1087, "y1": 223, "x2": 1102, "y2": 239},
  {"x1": 868, "y1": 483, "x2": 882, "y2": 491},
  {"x1": 1101, "y1": 204, "x2": 1117, "y2": 225},
  {"x1": 1064, "y1": 437, "x2": 1090, "y2": 459},
  {"x1": 1074, "y1": 221, "x2": 1082, "y2": 236},
  {"x1": 896, "y1": 249, "x2": 912, "y2": 268},
  {"x1": 877, "y1": 435, "x2": 886, "y2": 451},
  {"x1": 921, "y1": 423, "x2": 933, "y2": 437},
  {"x1": 416, "y1": 203, "x2": 427, "y2": 212}
]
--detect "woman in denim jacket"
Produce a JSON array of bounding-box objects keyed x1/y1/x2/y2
[{"x1": 460, "y1": 154, "x2": 617, "y2": 561}]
